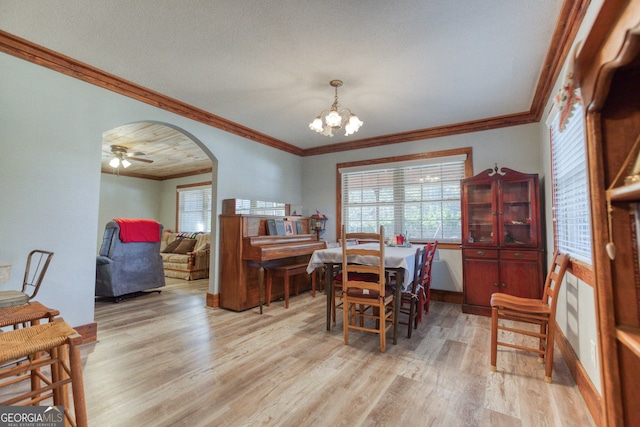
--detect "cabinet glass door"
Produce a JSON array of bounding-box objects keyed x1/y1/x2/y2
[
  {"x1": 464, "y1": 182, "x2": 497, "y2": 246},
  {"x1": 499, "y1": 179, "x2": 536, "y2": 247}
]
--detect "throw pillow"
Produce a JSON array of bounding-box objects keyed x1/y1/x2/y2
[
  {"x1": 162, "y1": 238, "x2": 183, "y2": 253},
  {"x1": 172, "y1": 238, "x2": 197, "y2": 254},
  {"x1": 194, "y1": 242, "x2": 209, "y2": 252}
]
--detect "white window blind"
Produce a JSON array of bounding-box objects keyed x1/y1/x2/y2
[
  {"x1": 177, "y1": 185, "x2": 212, "y2": 232},
  {"x1": 551, "y1": 102, "x2": 592, "y2": 264},
  {"x1": 234, "y1": 199, "x2": 286, "y2": 216},
  {"x1": 341, "y1": 158, "x2": 465, "y2": 242}
]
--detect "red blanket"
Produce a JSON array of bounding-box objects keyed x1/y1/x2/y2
[{"x1": 114, "y1": 218, "x2": 160, "y2": 243}]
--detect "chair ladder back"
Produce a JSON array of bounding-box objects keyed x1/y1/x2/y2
[
  {"x1": 410, "y1": 247, "x2": 426, "y2": 294},
  {"x1": 341, "y1": 231, "x2": 381, "y2": 245},
  {"x1": 422, "y1": 241, "x2": 438, "y2": 285},
  {"x1": 341, "y1": 225, "x2": 393, "y2": 352},
  {"x1": 542, "y1": 251, "x2": 571, "y2": 309},
  {"x1": 21, "y1": 250, "x2": 54, "y2": 300},
  {"x1": 341, "y1": 227, "x2": 385, "y2": 295}
]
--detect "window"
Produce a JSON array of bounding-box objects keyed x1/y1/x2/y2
[
  {"x1": 339, "y1": 149, "x2": 471, "y2": 243},
  {"x1": 234, "y1": 199, "x2": 287, "y2": 216},
  {"x1": 551, "y1": 102, "x2": 592, "y2": 264},
  {"x1": 177, "y1": 183, "x2": 212, "y2": 232}
]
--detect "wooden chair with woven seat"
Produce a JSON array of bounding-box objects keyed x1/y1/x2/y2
[
  {"x1": 331, "y1": 233, "x2": 378, "y2": 325},
  {"x1": 341, "y1": 225, "x2": 394, "y2": 352},
  {"x1": 0, "y1": 318, "x2": 87, "y2": 426},
  {"x1": 0, "y1": 250, "x2": 54, "y2": 309},
  {"x1": 490, "y1": 251, "x2": 570, "y2": 383},
  {"x1": 0, "y1": 301, "x2": 59, "y2": 329}
]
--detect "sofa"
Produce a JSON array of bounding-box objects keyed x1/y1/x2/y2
[
  {"x1": 160, "y1": 231, "x2": 210, "y2": 280},
  {"x1": 95, "y1": 220, "x2": 166, "y2": 298}
]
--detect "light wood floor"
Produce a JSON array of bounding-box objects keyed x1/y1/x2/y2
[{"x1": 23, "y1": 279, "x2": 600, "y2": 426}]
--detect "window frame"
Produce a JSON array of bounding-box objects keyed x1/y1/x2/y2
[
  {"x1": 176, "y1": 181, "x2": 212, "y2": 232},
  {"x1": 336, "y1": 147, "x2": 473, "y2": 249}
]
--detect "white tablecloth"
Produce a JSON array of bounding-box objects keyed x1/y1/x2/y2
[{"x1": 306, "y1": 243, "x2": 423, "y2": 290}]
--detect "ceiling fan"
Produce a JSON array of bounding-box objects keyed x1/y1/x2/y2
[{"x1": 107, "y1": 145, "x2": 153, "y2": 169}]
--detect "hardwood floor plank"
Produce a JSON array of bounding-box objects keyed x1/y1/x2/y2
[{"x1": 0, "y1": 279, "x2": 596, "y2": 426}]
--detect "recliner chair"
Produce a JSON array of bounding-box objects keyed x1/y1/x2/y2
[{"x1": 95, "y1": 220, "x2": 165, "y2": 300}]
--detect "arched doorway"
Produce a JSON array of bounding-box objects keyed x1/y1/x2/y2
[{"x1": 97, "y1": 121, "x2": 218, "y2": 302}]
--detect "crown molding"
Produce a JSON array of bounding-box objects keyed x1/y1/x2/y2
[
  {"x1": 0, "y1": 0, "x2": 587, "y2": 157},
  {"x1": 302, "y1": 112, "x2": 538, "y2": 156},
  {"x1": 0, "y1": 30, "x2": 303, "y2": 156}
]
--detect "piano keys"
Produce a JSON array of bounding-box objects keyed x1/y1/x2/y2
[{"x1": 219, "y1": 211, "x2": 325, "y2": 311}]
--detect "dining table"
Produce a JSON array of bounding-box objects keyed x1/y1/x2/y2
[{"x1": 306, "y1": 242, "x2": 423, "y2": 345}]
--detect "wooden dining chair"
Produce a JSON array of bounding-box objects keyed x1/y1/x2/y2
[
  {"x1": 331, "y1": 232, "x2": 378, "y2": 325},
  {"x1": 397, "y1": 246, "x2": 426, "y2": 338},
  {"x1": 420, "y1": 241, "x2": 438, "y2": 316},
  {"x1": 341, "y1": 225, "x2": 394, "y2": 352},
  {"x1": 490, "y1": 251, "x2": 570, "y2": 383}
]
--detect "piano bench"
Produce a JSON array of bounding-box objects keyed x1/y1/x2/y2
[{"x1": 265, "y1": 263, "x2": 313, "y2": 308}]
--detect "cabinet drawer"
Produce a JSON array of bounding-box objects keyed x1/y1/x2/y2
[
  {"x1": 462, "y1": 249, "x2": 498, "y2": 259},
  {"x1": 500, "y1": 250, "x2": 539, "y2": 261}
]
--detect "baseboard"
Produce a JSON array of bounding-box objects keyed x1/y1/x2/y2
[
  {"x1": 206, "y1": 292, "x2": 219, "y2": 308},
  {"x1": 430, "y1": 289, "x2": 463, "y2": 304},
  {"x1": 73, "y1": 322, "x2": 97, "y2": 344},
  {"x1": 555, "y1": 325, "x2": 603, "y2": 426}
]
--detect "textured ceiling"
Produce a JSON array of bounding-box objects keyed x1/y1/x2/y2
[{"x1": 0, "y1": 0, "x2": 564, "y2": 150}]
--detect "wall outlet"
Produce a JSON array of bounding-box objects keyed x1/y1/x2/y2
[{"x1": 590, "y1": 340, "x2": 597, "y2": 366}]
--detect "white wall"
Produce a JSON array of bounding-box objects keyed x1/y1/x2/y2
[
  {"x1": 536, "y1": 0, "x2": 604, "y2": 394},
  {"x1": 97, "y1": 174, "x2": 162, "y2": 249},
  {"x1": 0, "y1": 52, "x2": 303, "y2": 329},
  {"x1": 301, "y1": 124, "x2": 542, "y2": 293}
]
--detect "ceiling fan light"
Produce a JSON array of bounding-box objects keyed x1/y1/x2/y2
[
  {"x1": 121, "y1": 159, "x2": 131, "y2": 168},
  {"x1": 325, "y1": 110, "x2": 342, "y2": 127},
  {"x1": 109, "y1": 158, "x2": 120, "y2": 168}
]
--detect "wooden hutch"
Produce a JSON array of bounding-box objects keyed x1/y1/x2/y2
[
  {"x1": 575, "y1": 2, "x2": 640, "y2": 425},
  {"x1": 218, "y1": 199, "x2": 325, "y2": 311},
  {"x1": 460, "y1": 166, "x2": 544, "y2": 315}
]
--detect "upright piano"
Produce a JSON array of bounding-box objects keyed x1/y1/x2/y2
[{"x1": 219, "y1": 201, "x2": 325, "y2": 311}]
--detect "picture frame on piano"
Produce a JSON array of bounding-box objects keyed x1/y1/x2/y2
[{"x1": 284, "y1": 219, "x2": 297, "y2": 235}]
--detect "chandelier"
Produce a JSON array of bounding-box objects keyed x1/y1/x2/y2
[{"x1": 309, "y1": 80, "x2": 363, "y2": 137}]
